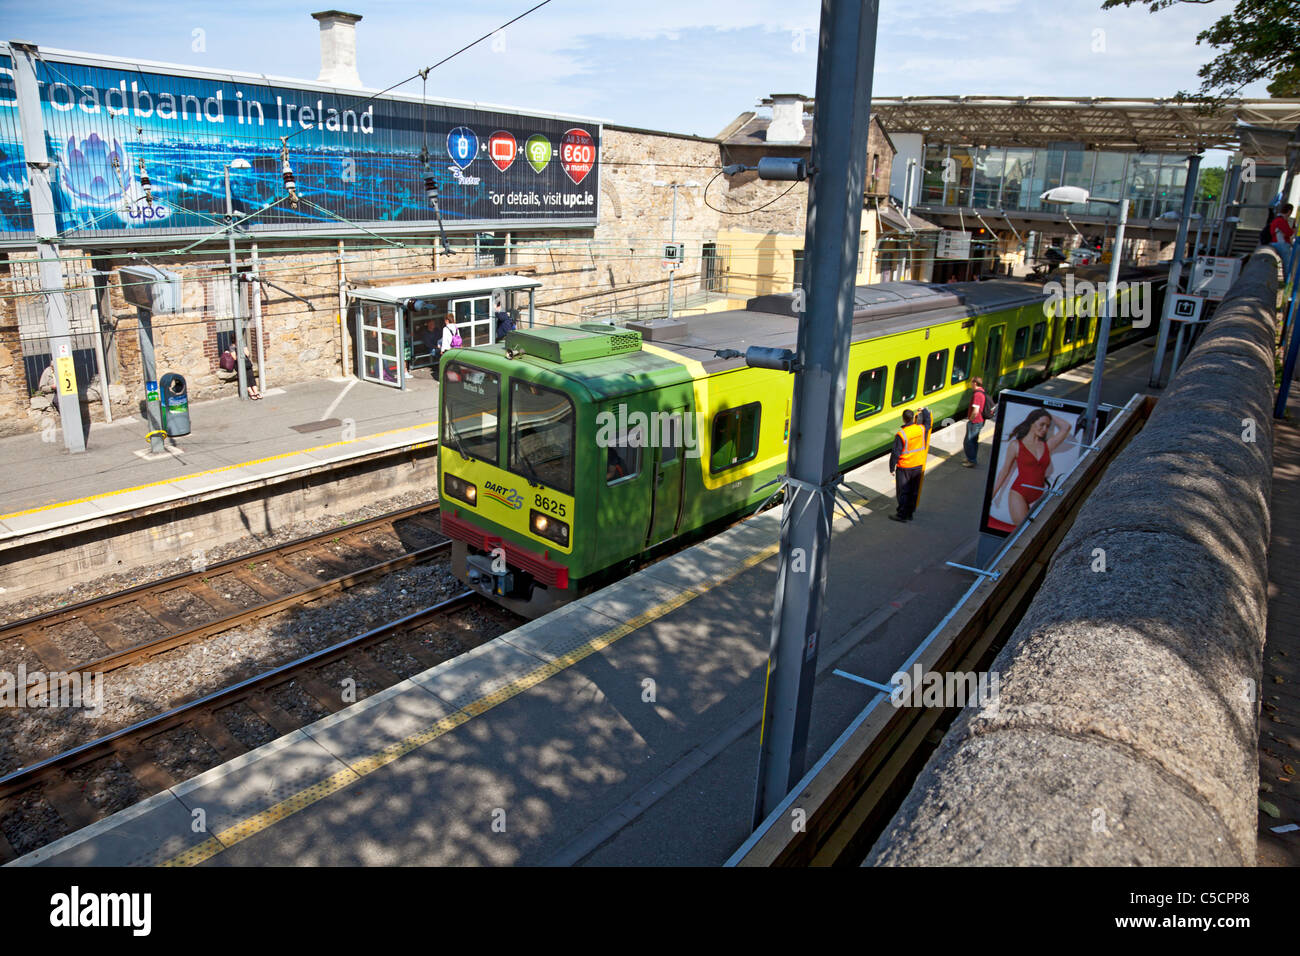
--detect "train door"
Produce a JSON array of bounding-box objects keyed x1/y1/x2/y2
[
  {"x1": 983, "y1": 324, "x2": 1004, "y2": 394},
  {"x1": 646, "y1": 409, "x2": 687, "y2": 547}
]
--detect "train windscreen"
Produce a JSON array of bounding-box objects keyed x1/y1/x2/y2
[
  {"x1": 442, "y1": 362, "x2": 501, "y2": 464},
  {"x1": 510, "y1": 381, "x2": 575, "y2": 494}
]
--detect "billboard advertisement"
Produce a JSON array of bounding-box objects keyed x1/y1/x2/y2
[
  {"x1": 0, "y1": 45, "x2": 600, "y2": 244},
  {"x1": 978, "y1": 391, "x2": 1111, "y2": 537}
]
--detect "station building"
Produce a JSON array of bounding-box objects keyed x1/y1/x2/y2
[
  {"x1": 873, "y1": 96, "x2": 1300, "y2": 282},
  {"x1": 0, "y1": 12, "x2": 914, "y2": 437}
]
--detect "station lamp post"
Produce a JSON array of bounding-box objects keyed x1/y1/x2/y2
[
  {"x1": 652, "y1": 181, "x2": 699, "y2": 320},
  {"x1": 1040, "y1": 185, "x2": 1129, "y2": 445},
  {"x1": 225, "y1": 158, "x2": 253, "y2": 400}
]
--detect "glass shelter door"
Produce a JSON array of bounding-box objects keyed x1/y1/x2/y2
[
  {"x1": 452, "y1": 296, "x2": 494, "y2": 347},
  {"x1": 358, "y1": 302, "x2": 403, "y2": 389}
]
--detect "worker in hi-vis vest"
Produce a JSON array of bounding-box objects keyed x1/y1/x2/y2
[{"x1": 889, "y1": 406, "x2": 932, "y2": 522}]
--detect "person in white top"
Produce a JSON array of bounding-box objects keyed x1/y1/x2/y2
[{"x1": 441, "y1": 318, "x2": 460, "y2": 352}]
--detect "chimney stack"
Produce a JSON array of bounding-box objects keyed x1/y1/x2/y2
[
  {"x1": 764, "y1": 93, "x2": 809, "y2": 145},
  {"x1": 312, "y1": 10, "x2": 363, "y2": 88}
]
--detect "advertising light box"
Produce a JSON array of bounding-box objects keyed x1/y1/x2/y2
[{"x1": 0, "y1": 45, "x2": 601, "y2": 244}]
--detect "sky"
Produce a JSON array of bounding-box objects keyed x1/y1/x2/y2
[{"x1": 0, "y1": 0, "x2": 1266, "y2": 138}]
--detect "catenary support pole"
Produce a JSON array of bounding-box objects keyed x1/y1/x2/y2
[
  {"x1": 666, "y1": 185, "x2": 680, "y2": 320},
  {"x1": 1149, "y1": 153, "x2": 1201, "y2": 387},
  {"x1": 226, "y1": 166, "x2": 248, "y2": 400},
  {"x1": 136, "y1": 307, "x2": 165, "y2": 454},
  {"x1": 10, "y1": 42, "x2": 86, "y2": 453},
  {"x1": 251, "y1": 243, "x2": 267, "y2": 392},
  {"x1": 753, "y1": 0, "x2": 879, "y2": 827},
  {"x1": 88, "y1": 269, "x2": 113, "y2": 425},
  {"x1": 1085, "y1": 199, "x2": 1128, "y2": 444}
]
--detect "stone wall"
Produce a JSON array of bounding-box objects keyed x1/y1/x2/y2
[{"x1": 868, "y1": 251, "x2": 1278, "y2": 866}]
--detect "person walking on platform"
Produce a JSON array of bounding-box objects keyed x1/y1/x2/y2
[
  {"x1": 889, "y1": 406, "x2": 932, "y2": 522},
  {"x1": 962, "y1": 377, "x2": 991, "y2": 467}
]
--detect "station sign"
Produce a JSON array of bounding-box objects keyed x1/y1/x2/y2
[
  {"x1": 0, "y1": 44, "x2": 601, "y2": 244},
  {"x1": 937, "y1": 230, "x2": 972, "y2": 260},
  {"x1": 1187, "y1": 256, "x2": 1241, "y2": 300},
  {"x1": 1169, "y1": 293, "x2": 1208, "y2": 323}
]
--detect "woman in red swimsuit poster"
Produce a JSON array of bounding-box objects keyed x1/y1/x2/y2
[{"x1": 988, "y1": 408, "x2": 1073, "y2": 531}]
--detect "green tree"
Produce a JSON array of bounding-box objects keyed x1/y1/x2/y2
[
  {"x1": 1102, "y1": 0, "x2": 1300, "y2": 98},
  {"x1": 1197, "y1": 165, "x2": 1226, "y2": 201}
]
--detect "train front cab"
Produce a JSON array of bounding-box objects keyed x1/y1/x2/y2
[{"x1": 439, "y1": 356, "x2": 581, "y2": 619}]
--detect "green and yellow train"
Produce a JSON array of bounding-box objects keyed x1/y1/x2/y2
[{"x1": 439, "y1": 269, "x2": 1162, "y2": 617}]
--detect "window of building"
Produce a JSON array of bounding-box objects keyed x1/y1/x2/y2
[
  {"x1": 510, "y1": 380, "x2": 575, "y2": 493},
  {"x1": 924, "y1": 349, "x2": 949, "y2": 394},
  {"x1": 891, "y1": 357, "x2": 920, "y2": 406},
  {"x1": 701, "y1": 243, "x2": 727, "y2": 293},
  {"x1": 1030, "y1": 321, "x2": 1048, "y2": 355},
  {"x1": 952, "y1": 343, "x2": 972, "y2": 383},
  {"x1": 855, "y1": 366, "x2": 887, "y2": 419},
  {"x1": 475, "y1": 232, "x2": 506, "y2": 267},
  {"x1": 1012, "y1": 326, "x2": 1029, "y2": 362},
  {"x1": 710, "y1": 403, "x2": 762, "y2": 473}
]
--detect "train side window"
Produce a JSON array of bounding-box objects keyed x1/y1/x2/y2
[
  {"x1": 1063, "y1": 316, "x2": 1075, "y2": 344},
  {"x1": 854, "y1": 366, "x2": 887, "y2": 419},
  {"x1": 1012, "y1": 326, "x2": 1029, "y2": 362},
  {"x1": 660, "y1": 414, "x2": 682, "y2": 464},
  {"x1": 1030, "y1": 321, "x2": 1047, "y2": 355},
  {"x1": 951, "y1": 343, "x2": 972, "y2": 384},
  {"x1": 1078, "y1": 313, "x2": 1092, "y2": 342},
  {"x1": 605, "y1": 423, "x2": 643, "y2": 485},
  {"x1": 923, "y1": 349, "x2": 948, "y2": 394},
  {"x1": 891, "y1": 357, "x2": 919, "y2": 406},
  {"x1": 710, "y1": 403, "x2": 761, "y2": 473}
]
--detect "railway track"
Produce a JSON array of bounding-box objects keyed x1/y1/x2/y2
[
  {"x1": 0, "y1": 502, "x2": 518, "y2": 862},
  {"x1": 0, "y1": 589, "x2": 500, "y2": 863},
  {"x1": 0, "y1": 502, "x2": 445, "y2": 685}
]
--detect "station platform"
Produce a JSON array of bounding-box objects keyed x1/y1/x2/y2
[
  {"x1": 1260, "y1": 386, "x2": 1300, "y2": 865},
  {"x1": 0, "y1": 376, "x2": 438, "y2": 542},
  {"x1": 12, "y1": 340, "x2": 1169, "y2": 867}
]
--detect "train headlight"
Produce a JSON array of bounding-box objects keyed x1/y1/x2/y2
[
  {"x1": 530, "y1": 509, "x2": 569, "y2": 546},
  {"x1": 444, "y1": 473, "x2": 477, "y2": 506}
]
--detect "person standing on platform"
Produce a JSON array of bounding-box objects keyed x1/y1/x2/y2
[
  {"x1": 962, "y1": 377, "x2": 991, "y2": 468},
  {"x1": 495, "y1": 309, "x2": 517, "y2": 342},
  {"x1": 1269, "y1": 203, "x2": 1295, "y2": 280},
  {"x1": 889, "y1": 406, "x2": 932, "y2": 523},
  {"x1": 441, "y1": 314, "x2": 462, "y2": 353}
]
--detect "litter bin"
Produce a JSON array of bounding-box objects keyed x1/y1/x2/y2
[{"x1": 159, "y1": 372, "x2": 190, "y2": 437}]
